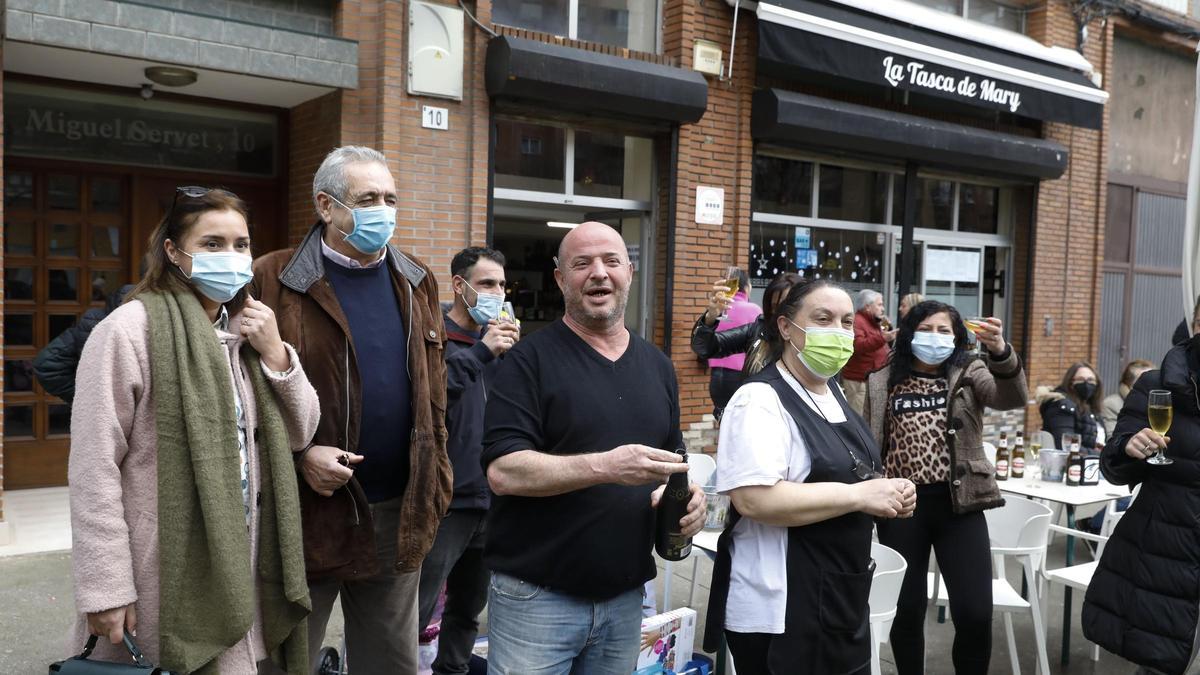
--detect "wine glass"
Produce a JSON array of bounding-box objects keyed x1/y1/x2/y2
[
  {"x1": 1147, "y1": 389, "x2": 1174, "y2": 466},
  {"x1": 716, "y1": 265, "x2": 740, "y2": 321},
  {"x1": 1028, "y1": 441, "x2": 1042, "y2": 481}
]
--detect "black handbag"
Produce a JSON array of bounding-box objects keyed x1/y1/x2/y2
[{"x1": 49, "y1": 631, "x2": 173, "y2": 674}]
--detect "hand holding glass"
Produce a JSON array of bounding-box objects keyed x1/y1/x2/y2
[
  {"x1": 716, "y1": 266, "x2": 740, "y2": 321},
  {"x1": 1147, "y1": 390, "x2": 1174, "y2": 465}
]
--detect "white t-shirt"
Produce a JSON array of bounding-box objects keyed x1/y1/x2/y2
[{"x1": 715, "y1": 361, "x2": 848, "y2": 634}]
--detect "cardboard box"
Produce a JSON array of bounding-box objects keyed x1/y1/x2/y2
[{"x1": 634, "y1": 607, "x2": 697, "y2": 675}]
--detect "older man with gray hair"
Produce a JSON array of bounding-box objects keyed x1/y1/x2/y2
[
  {"x1": 253, "y1": 146, "x2": 452, "y2": 672},
  {"x1": 842, "y1": 288, "x2": 895, "y2": 414}
]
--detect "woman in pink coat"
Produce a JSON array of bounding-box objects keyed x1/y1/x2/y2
[{"x1": 68, "y1": 187, "x2": 320, "y2": 674}]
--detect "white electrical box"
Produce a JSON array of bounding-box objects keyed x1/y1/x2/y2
[
  {"x1": 693, "y1": 40, "x2": 723, "y2": 77},
  {"x1": 408, "y1": 1, "x2": 464, "y2": 100}
]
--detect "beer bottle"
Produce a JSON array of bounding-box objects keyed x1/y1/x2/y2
[
  {"x1": 994, "y1": 432, "x2": 1010, "y2": 481},
  {"x1": 1011, "y1": 431, "x2": 1026, "y2": 479},
  {"x1": 655, "y1": 449, "x2": 693, "y2": 561},
  {"x1": 1066, "y1": 445, "x2": 1083, "y2": 486}
]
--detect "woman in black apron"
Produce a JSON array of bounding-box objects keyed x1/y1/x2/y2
[{"x1": 704, "y1": 278, "x2": 916, "y2": 674}]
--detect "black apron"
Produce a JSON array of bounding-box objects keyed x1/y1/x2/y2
[{"x1": 704, "y1": 365, "x2": 880, "y2": 675}]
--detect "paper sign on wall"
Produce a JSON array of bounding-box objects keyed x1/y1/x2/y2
[
  {"x1": 924, "y1": 248, "x2": 981, "y2": 283},
  {"x1": 628, "y1": 244, "x2": 641, "y2": 271},
  {"x1": 794, "y1": 226, "x2": 811, "y2": 249},
  {"x1": 796, "y1": 248, "x2": 818, "y2": 269},
  {"x1": 696, "y1": 186, "x2": 724, "y2": 225}
]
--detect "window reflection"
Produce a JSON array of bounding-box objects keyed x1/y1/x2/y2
[
  {"x1": 495, "y1": 121, "x2": 566, "y2": 193},
  {"x1": 753, "y1": 156, "x2": 813, "y2": 217}
]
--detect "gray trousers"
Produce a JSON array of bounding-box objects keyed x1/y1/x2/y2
[
  {"x1": 306, "y1": 497, "x2": 420, "y2": 675},
  {"x1": 417, "y1": 509, "x2": 489, "y2": 675}
]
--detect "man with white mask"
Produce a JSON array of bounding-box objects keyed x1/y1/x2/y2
[
  {"x1": 253, "y1": 146, "x2": 452, "y2": 672},
  {"x1": 417, "y1": 247, "x2": 519, "y2": 675}
]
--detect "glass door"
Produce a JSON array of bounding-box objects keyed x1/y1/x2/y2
[{"x1": 921, "y1": 244, "x2": 984, "y2": 318}]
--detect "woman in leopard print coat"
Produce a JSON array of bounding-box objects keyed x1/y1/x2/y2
[{"x1": 863, "y1": 300, "x2": 1027, "y2": 675}]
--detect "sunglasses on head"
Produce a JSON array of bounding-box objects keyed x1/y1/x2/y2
[{"x1": 165, "y1": 185, "x2": 237, "y2": 222}]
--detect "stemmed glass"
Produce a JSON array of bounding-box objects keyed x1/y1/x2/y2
[
  {"x1": 716, "y1": 265, "x2": 740, "y2": 322},
  {"x1": 1147, "y1": 390, "x2": 1174, "y2": 466}
]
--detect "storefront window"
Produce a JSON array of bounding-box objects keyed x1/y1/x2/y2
[
  {"x1": 818, "y1": 165, "x2": 891, "y2": 224},
  {"x1": 493, "y1": 0, "x2": 656, "y2": 51},
  {"x1": 574, "y1": 130, "x2": 626, "y2": 198},
  {"x1": 958, "y1": 183, "x2": 999, "y2": 233},
  {"x1": 5, "y1": 314, "x2": 33, "y2": 346},
  {"x1": 495, "y1": 122, "x2": 567, "y2": 193},
  {"x1": 907, "y1": 0, "x2": 1025, "y2": 33},
  {"x1": 968, "y1": 0, "x2": 1024, "y2": 33},
  {"x1": 578, "y1": 0, "x2": 657, "y2": 52},
  {"x1": 804, "y1": 228, "x2": 886, "y2": 294},
  {"x1": 916, "y1": 179, "x2": 954, "y2": 230},
  {"x1": 753, "y1": 156, "x2": 813, "y2": 218},
  {"x1": 492, "y1": 0, "x2": 569, "y2": 36}
]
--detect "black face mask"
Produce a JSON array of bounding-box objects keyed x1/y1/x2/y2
[{"x1": 1073, "y1": 381, "x2": 1097, "y2": 402}]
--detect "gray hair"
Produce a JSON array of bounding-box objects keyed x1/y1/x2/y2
[
  {"x1": 854, "y1": 289, "x2": 882, "y2": 312},
  {"x1": 312, "y1": 145, "x2": 388, "y2": 212}
]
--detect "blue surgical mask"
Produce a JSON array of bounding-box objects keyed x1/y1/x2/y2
[
  {"x1": 464, "y1": 280, "x2": 504, "y2": 325},
  {"x1": 911, "y1": 331, "x2": 956, "y2": 366},
  {"x1": 328, "y1": 194, "x2": 397, "y2": 254},
  {"x1": 178, "y1": 250, "x2": 253, "y2": 303}
]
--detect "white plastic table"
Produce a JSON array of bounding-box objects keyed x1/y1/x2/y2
[{"x1": 998, "y1": 477, "x2": 1130, "y2": 665}]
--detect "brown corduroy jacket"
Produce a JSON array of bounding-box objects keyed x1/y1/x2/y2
[
  {"x1": 253, "y1": 223, "x2": 452, "y2": 580},
  {"x1": 864, "y1": 347, "x2": 1027, "y2": 514}
]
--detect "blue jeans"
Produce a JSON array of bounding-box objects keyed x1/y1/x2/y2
[{"x1": 486, "y1": 571, "x2": 643, "y2": 675}]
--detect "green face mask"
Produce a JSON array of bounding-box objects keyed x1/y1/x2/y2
[{"x1": 786, "y1": 320, "x2": 856, "y2": 379}]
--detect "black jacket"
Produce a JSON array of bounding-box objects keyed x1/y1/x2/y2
[
  {"x1": 1082, "y1": 343, "x2": 1200, "y2": 674},
  {"x1": 444, "y1": 310, "x2": 499, "y2": 511},
  {"x1": 32, "y1": 285, "x2": 133, "y2": 402},
  {"x1": 690, "y1": 314, "x2": 765, "y2": 370},
  {"x1": 1039, "y1": 387, "x2": 1103, "y2": 450}
]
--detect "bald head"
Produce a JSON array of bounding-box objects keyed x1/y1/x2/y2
[
  {"x1": 554, "y1": 221, "x2": 633, "y2": 331},
  {"x1": 556, "y1": 221, "x2": 627, "y2": 267}
]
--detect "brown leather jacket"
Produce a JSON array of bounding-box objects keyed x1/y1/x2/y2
[
  {"x1": 252, "y1": 223, "x2": 452, "y2": 580},
  {"x1": 864, "y1": 347, "x2": 1027, "y2": 514}
]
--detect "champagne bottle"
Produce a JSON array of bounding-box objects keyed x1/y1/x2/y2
[
  {"x1": 655, "y1": 449, "x2": 693, "y2": 561},
  {"x1": 1011, "y1": 431, "x2": 1025, "y2": 479},
  {"x1": 994, "y1": 432, "x2": 1009, "y2": 481}
]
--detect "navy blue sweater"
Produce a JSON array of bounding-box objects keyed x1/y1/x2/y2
[{"x1": 325, "y1": 258, "x2": 411, "y2": 503}]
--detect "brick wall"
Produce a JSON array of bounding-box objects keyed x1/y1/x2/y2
[
  {"x1": 1020, "y1": 2, "x2": 1111, "y2": 437},
  {"x1": 663, "y1": 0, "x2": 756, "y2": 440},
  {"x1": 283, "y1": 0, "x2": 489, "y2": 288}
]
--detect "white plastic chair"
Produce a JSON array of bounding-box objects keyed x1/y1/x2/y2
[
  {"x1": 1039, "y1": 525, "x2": 1107, "y2": 663},
  {"x1": 688, "y1": 452, "x2": 717, "y2": 487},
  {"x1": 1036, "y1": 430, "x2": 1057, "y2": 451},
  {"x1": 931, "y1": 497, "x2": 1052, "y2": 675},
  {"x1": 1038, "y1": 484, "x2": 1137, "y2": 662},
  {"x1": 661, "y1": 453, "x2": 719, "y2": 613},
  {"x1": 869, "y1": 542, "x2": 908, "y2": 675},
  {"x1": 983, "y1": 441, "x2": 998, "y2": 465}
]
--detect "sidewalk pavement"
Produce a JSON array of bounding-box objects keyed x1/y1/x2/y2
[{"x1": 0, "y1": 521, "x2": 1139, "y2": 675}]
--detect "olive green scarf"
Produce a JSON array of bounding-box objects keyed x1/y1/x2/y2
[{"x1": 143, "y1": 289, "x2": 308, "y2": 674}]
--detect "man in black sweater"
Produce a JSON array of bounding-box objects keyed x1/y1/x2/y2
[
  {"x1": 482, "y1": 221, "x2": 706, "y2": 673},
  {"x1": 416, "y1": 247, "x2": 519, "y2": 674}
]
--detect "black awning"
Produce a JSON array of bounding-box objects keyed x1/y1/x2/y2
[
  {"x1": 753, "y1": 89, "x2": 1069, "y2": 179},
  {"x1": 485, "y1": 36, "x2": 708, "y2": 125},
  {"x1": 755, "y1": 0, "x2": 1107, "y2": 129}
]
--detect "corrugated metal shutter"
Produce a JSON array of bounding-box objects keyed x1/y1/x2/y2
[
  {"x1": 1136, "y1": 193, "x2": 1185, "y2": 269},
  {"x1": 1098, "y1": 271, "x2": 1126, "y2": 389},
  {"x1": 1129, "y1": 273, "x2": 1182, "y2": 372}
]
